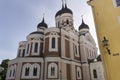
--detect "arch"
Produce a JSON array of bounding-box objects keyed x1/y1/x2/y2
[
  {"x1": 48, "y1": 63, "x2": 58, "y2": 78},
  {"x1": 34, "y1": 42, "x2": 38, "y2": 53}
]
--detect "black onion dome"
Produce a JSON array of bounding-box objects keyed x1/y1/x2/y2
[
  {"x1": 30, "y1": 31, "x2": 44, "y2": 35},
  {"x1": 37, "y1": 18, "x2": 48, "y2": 28},
  {"x1": 79, "y1": 19, "x2": 89, "y2": 30},
  {"x1": 55, "y1": 4, "x2": 73, "y2": 17}
]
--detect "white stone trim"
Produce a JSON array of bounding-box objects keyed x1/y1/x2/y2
[{"x1": 8, "y1": 58, "x2": 43, "y2": 64}]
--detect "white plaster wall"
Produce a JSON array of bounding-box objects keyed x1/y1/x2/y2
[{"x1": 90, "y1": 62, "x2": 105, "y2": 80}]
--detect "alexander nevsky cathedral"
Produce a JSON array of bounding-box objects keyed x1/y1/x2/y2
[{"x1": 6, "y1": 1, "x2": 105, "y2": 80}]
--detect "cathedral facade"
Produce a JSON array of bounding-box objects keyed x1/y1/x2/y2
[{"x1": 6, "y1": 2, "x2": 104, "y2": 80}]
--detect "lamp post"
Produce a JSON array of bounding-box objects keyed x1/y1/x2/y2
[{"x1": 102, "y1": 37, "x2": 111, "y2": 55}]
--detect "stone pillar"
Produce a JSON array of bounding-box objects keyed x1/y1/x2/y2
[
  {"x1": 82, "y1": 63, "x2": 91, "y2": 80},
  {"x1": 15, "y1": 62, "x2": 22, "y2": 80}
]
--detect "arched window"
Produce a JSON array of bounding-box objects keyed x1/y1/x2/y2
[
  {"x1": 66, "y1": 20, "x2": 69, "y2": 24},
  {"x1": 52, "y1": 37, "x2": 55, "y2": 48},
  {"x1": 93, "y1": 69, "x2": 97, "y2": 78},
  {"x1": 27, "y1": 44, "x2": 29, "y2": 54},
  {"x1": 25, "y1": 67, "x2": 30, "y2": 76},
  {"x1": 51, "y1": 67, "x2": 55, "y2": 76},
  {"x1": 22, "y1": 49, "x2": 25, "y2": 57},
  {"x1": 48, "y1": 63, "x2": 57, "y2": 78},
  {"x1": 34, "y1": 42, "x2": 38, "y2": 53},
  {"x1": 33, "y1": 67, "x2": 37, "y2": 76},
  {"x1": 22, "y1": 63, "x2": 31, "y2": 78},
  {"x1": 77, "y1": 67, "x2": 81, "y2": 79}
]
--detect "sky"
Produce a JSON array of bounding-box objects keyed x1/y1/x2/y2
[{"x1": 0, "y1": 0, "x2": 99, "y2": 63}]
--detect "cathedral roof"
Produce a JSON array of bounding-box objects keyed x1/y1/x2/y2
[
  {"x1": 79, "y1": 19, "x2": 89, "y2": 30},
  {"x1": 37, "y1": 18, "x2": 48, "y2": 29},
  {"x1": 30, "y1": 31, "x2": 44, "y2": 35},
  {"x1": 55, "y1": 4, "x2": 73, "y2": 17}
]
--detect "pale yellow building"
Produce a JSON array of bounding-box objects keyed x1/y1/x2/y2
[{"x1": 88, "y1": 0, "x2": 120, "y2": 80}]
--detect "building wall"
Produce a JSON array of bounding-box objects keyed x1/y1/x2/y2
[
  {"x1": 90, "y1": 62, "x2": 105, "y2": 80},
  {"x1": 88, "y1": 0, "x2": 120, "y2": 80}
]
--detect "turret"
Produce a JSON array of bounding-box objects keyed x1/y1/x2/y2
[{"x1": 55, "y1": 0, "x2": 74, "y2": 31}]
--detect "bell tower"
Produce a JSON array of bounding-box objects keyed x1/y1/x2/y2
[{"x1": 55, "y1": 0, "x2": 74, "y2": 31}]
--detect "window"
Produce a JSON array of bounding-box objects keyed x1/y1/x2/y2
[
  {"x1": 33, "y1": 67, "x2": 37, "y2": 76},
  {"x1": 93, "y1": 69, "x2": 97, "y2": 78},
  {"x1": 25, "y1": 67, "x2": 30, "y2": 76},
  {"x1": 9, "y1": 70, "x2": 12, "y2": 77},
  {"x1": 34, "y1": 43, "x2": 38, "y2": 53},
  {"x1": 116, "y1": 0, "x2": 120, "y2": 6},
  {"x1": 22, "y1": 49, "x2": 25, "y2": 57},
  {"x1": 77, "y1": 67, "x2": 81, "y2": 79},
  {"x1": 52, "y1": 37, "x2": 55, "y2": 48},
  {"x1": 48, "y1": 63, "x2": 58, "y2": 78},
  {"x1": 27, "y1": 44, "x2": 29, "y2": 54},
  {"x1": 51, "y1": 67, "x2": 55, "y2": 76},
  {"x1": 75, "y1": 45, "x2": 77, "y2": 55},
  {"x1": 66, "y1": 20, "x2": 69, "y2": 24},
  {"x1": 13, "y1": 69, "x2": 15, "y2": 77}
]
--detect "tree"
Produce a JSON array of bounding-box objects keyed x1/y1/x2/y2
[{"x1": 0, "y1": 59, "x2": 10, "y2": 80}]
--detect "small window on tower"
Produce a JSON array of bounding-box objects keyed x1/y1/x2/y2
[
  {"x1": 66, "y1": 20, "x2": 69, "y2": 24},
  {"x1": 116, "y1": 0, "x2": 120, "y2": 6},
  {"x1": 34, "y1": 42, "x2": 38, "y2": 53},
  {"x1": 52, "y1": 37, "x2": 56, "y2": 48}
]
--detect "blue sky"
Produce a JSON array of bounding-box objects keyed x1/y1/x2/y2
[{"x1": 0, "y1": 0, "x2": 98, "y2": 63}]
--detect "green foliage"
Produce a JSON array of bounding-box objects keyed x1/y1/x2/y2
[{"x1": 0, "y1": 59, "x2": 10, "y2": 80}]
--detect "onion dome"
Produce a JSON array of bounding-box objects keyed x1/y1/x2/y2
[
  {"x1": 79, "y1": 19, "x2": 89, "y2": 30},
  {"x1": 55, "y1": 4, "x2": 73, "y2": 17},
  {"x1": 30, "y1": 31, "x2": 44, "y2": 35},
  {"x1": 37, "y1": 18, "x2": 48, "y2": 29}
]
